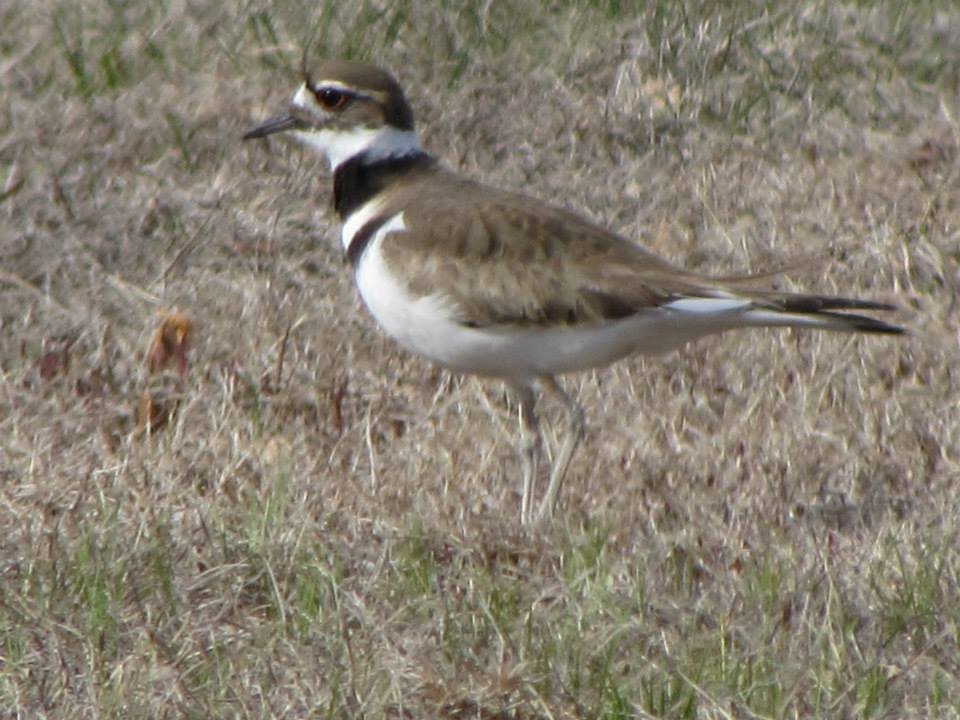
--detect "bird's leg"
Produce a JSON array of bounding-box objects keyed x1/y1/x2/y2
[
  {"x1": 536, "y1": 375, "x2": 585, "y2": 523},
  {"x1": 512, "y1": 383, "x2": 541, "y2": 526}
]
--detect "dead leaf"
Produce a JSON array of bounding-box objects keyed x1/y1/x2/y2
[{"x1": 147, "y1": 311, "x2": 192, "y2": 376}]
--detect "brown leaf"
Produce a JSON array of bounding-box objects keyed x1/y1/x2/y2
[{"x1": 147, "y1": 311, "x2": 192, "y2": 376}]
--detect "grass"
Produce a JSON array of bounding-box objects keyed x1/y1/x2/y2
[{"x1": 2, "y1": 0, "x2": 959, "y2": 717}]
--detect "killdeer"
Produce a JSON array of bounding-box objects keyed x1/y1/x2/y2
[{"x1": 244, "y1": 59, "x2": 903, "y2": 525}]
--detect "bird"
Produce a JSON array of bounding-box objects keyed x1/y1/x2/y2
[{"x1": 243, "y1": 58, "x2": 903, "y2": 526}]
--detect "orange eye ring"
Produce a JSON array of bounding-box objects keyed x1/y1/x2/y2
[{"x1": 314, "y1": 87, "x2": 349, "y2": 110}]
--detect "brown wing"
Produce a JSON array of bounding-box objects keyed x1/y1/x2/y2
[
  {"x1": 377, "y1": 168, "x2": 713, "y2": 328},
  {"x1": 376, "y1": 167, "x2": 900, "y2": 332}
]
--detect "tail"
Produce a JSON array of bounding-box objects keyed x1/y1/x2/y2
[
  {"x1": 664, "y1": 292, "x2": 905, "y2": 335},
  {"x1": 740, "y1": 292, "x2": 904, "y2": 335}
]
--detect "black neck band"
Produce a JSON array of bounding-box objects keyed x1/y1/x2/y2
[{"x1": 333, "y1": 151, "x2": 434, "y2": 219}]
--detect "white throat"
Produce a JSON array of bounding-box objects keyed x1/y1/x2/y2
[
  {"x1": 292, "y1": 125, "x2": 421, "y2": 170},
  {"x1": 290, "y1": 83, "x2": 421, "y2": 170}
]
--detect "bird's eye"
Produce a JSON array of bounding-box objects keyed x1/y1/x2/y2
[{"x1": 313, "y1": 87, "x2": 349, "y2": 110}]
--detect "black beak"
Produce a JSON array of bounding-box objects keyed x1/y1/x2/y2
[{"x1": 242, "y1": 114, "x2": 305, "y2": 140}]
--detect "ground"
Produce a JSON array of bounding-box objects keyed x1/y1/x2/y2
[{"x1": 2, "y1": 1, "x2": 959, "y2": 718}]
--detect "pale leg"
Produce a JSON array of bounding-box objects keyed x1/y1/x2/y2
[
  {"x1": 512, "y1": 383, "x2": 541, "y2": 526},
  {"x1": 536, "y1": 375, "x2": 585, "y2": 522}
]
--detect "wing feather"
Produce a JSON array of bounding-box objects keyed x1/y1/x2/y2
[
  {"x1": 377, "y1": 169, "x2": 707, "y2": 327},
  {"x1": 375, "y1": 167, "x2": 898, "y2": 330}
]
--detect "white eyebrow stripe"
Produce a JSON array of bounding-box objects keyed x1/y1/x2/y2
[
  {"x1": 292, "y1": 81, "x2": 374, "y2": 111},
  {"x1": 314, "y1": 80, "x2": 353, "y2": 91},
  {"x1": 314, "y1": 80, "x2": 372, "y2": 98}
]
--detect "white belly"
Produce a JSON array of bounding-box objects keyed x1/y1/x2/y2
[{"x1": 352, "y1": 214, "x2": 723, "y2": 384}]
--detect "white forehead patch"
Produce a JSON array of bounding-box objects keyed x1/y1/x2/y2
[{"x1": 291, "y1": 82, "x2": 311, "y2": 109}]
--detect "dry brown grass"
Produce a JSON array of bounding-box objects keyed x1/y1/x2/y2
[{"x1": 2, "y1": 1, "x2": 959, "y2": 717}]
